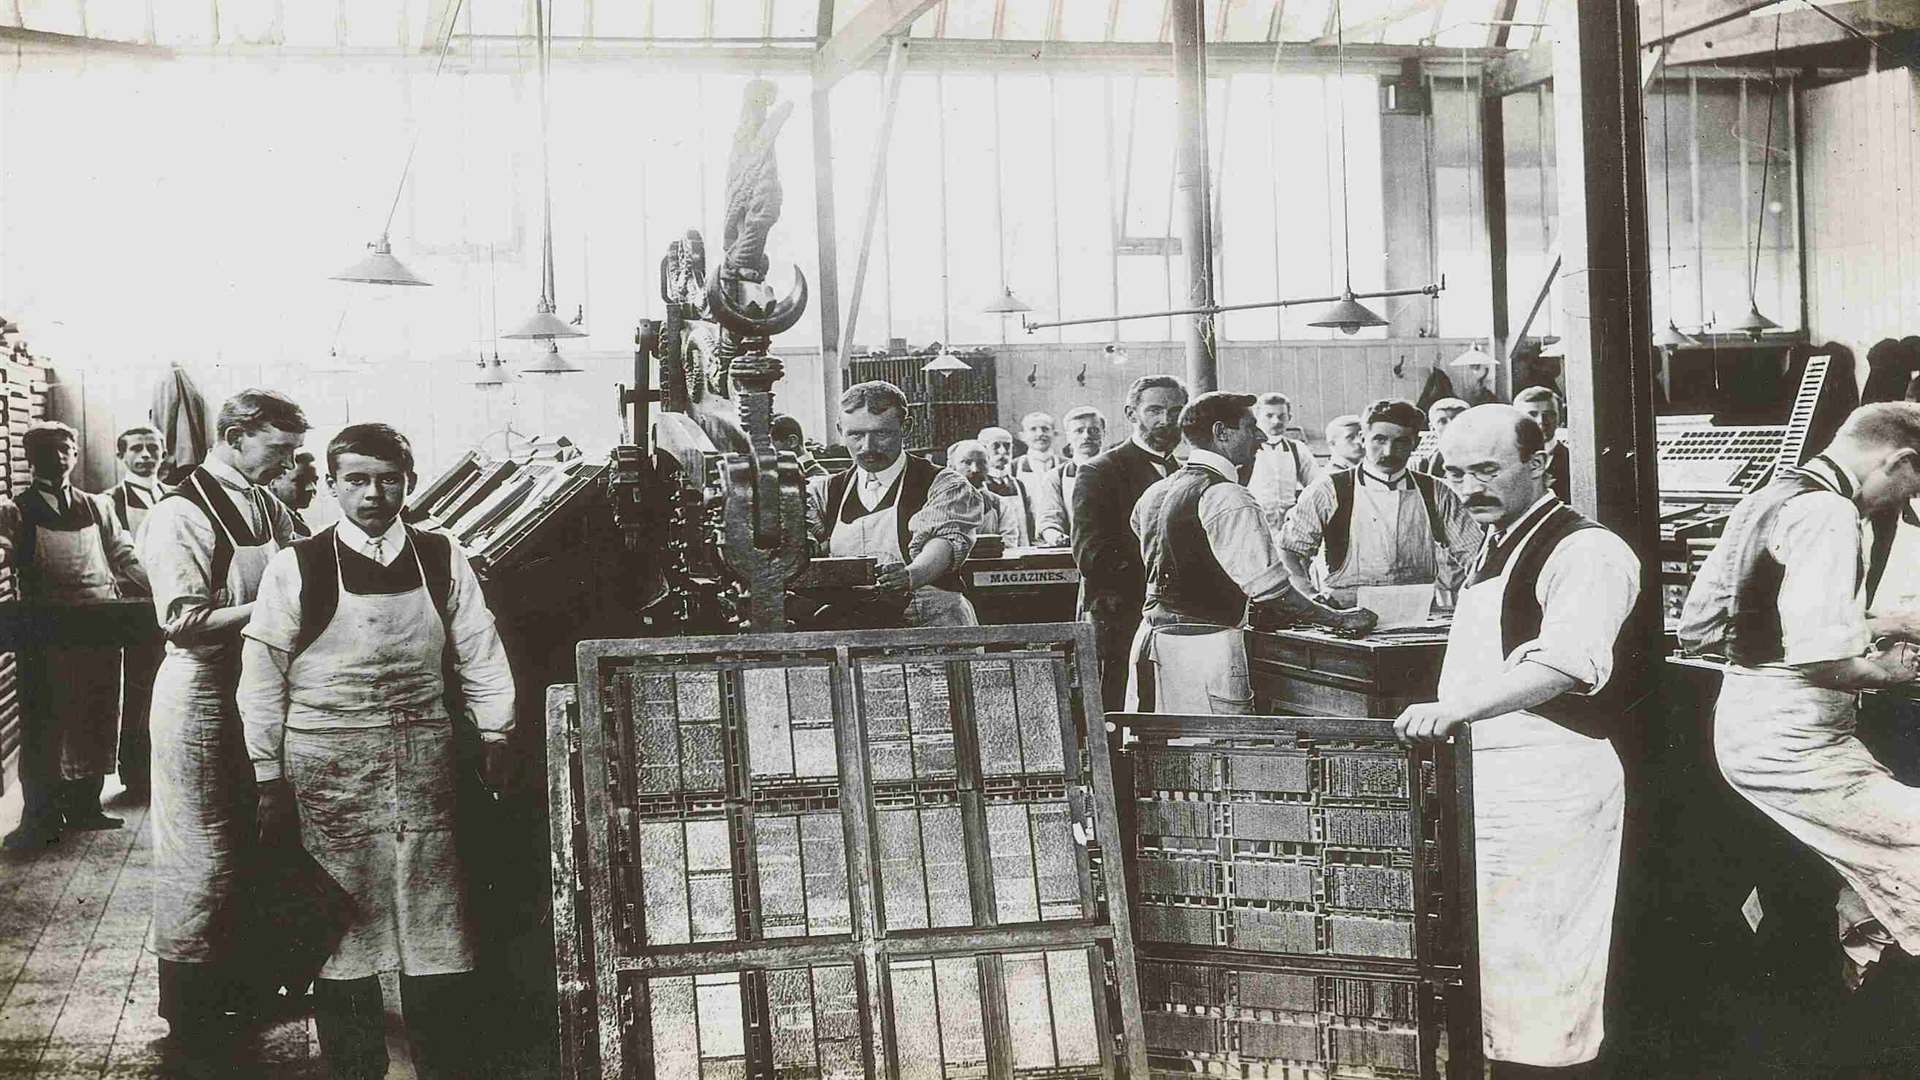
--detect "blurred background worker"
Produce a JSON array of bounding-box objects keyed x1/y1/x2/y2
[
  {"x1": 240, "y1": 423, "x2": 515, "y2": 1080},
  {"x1": 0, "y1": 421, "x2": 149, "y2": 849},
  {"x1": 267, "y1": 449, "x2": 321, "y2": 537},
  {"x1": 1032, "y1": 405, "x2": 1108, "y2": 547},
  {"x1": 772, "y1": 413, "x2": 831, "y2": 478},
  {"x1": 976, "y1": 425, "x2": 1037, "y2": 547},
  {"x1": 945, "y1": 439, "x2": 1006, "y2": 537},
  {"x1": 1248, "y1": 391, "x2": 1320, "y2": 539},
  {"x1": 1515, "y1": 386, "x2": 1571, "y2": 502},
  {"x1": 1013, "y1": 411, "x2": 1062, "y2": 476},
  {"x1": 1414, "y1": 398, "x2": 1471, "y2": 476},
  {"x1": 1324, "y1": 414, "x2": 1364, "y2": 471},
  {"x1": 110, "y1": 424, "x2": 169, "y2": 799}
]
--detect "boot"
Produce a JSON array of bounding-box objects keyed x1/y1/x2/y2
[{"x1": 1249, "y1": 589, "x2": 1379, "y2": 635}]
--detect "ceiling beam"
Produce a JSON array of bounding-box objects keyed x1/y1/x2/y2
[
  {"x1": 1310, "y1": 0, "x2": 1445, "y2": 45},
  {"x1": 1639, "y1": 0, "x2": 1802, "y2": 49},
  {"x1": 1665, "y1": 0, "x2": 1920, "y2": 65},
  {"x1": 812, "y1": 0, "x2": 938, "y2": 89},
  {"x1": 0, "y1": 24, "x2": 169, "y2": 54}
]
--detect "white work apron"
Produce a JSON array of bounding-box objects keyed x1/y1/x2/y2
[
  {"x1": 282, "y1": 537, "x2": 475, "y2": 980},
  {"x1": 1716, "y1": 668, "x2": 1920, "y2": 955},
  {"x1": 1124, "y1": 620, "x2": 1253, "y2": 715},
  {"x1": 829, "y1": 474, "x2": 977, "y2": 628},
  {"x1": 1441, "y1": 554, "x2": 1624, "y2": 1067},
  {"x1": 150, "y1": 479, "x2": 284, "y2": 962},
  {"x1": 1327, "y1": 480, "x2": 1438, "y2": 606},
  {"x1": 28, "y1": 515, "x2": 122, "y2": 779},
  {"x1": 991, "y1": 486, "x2": 1033, "y2": 548}
]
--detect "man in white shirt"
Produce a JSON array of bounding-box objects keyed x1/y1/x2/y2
[
  {"x1": 1248, "y1": 391, "x2": 1321, "y2": 537},
  {"x1": 1013, "y1": 411, "x2": 1062, "y2": 476},
  {"x1": 109, "y1": 425, "x2": 169, "y2": 535},
  {"x1": 977, "y1": 425, "x2": 1036, "y2": 547},
  {"x1": 109, "y1": 424, "x2": 169, "y2": 799},
  {"x1": 267, "y1": 450, "x2": 320, "y2": 537},
  {"x1": 1516, "y1": 386, "x2": 1571, "y2": 503},
  {"x1": 240, "y1": 423, "x2": 515, "y2": 1080},
  {"x1": 1127, "y1": 393, "x2": 1374, "y2": 714},
  {"x1": 1397, "y1": 405, "x2": 1643, "y2": 1076},
  {"x1": 1032, "y1": 406, "x2": 1107, "y2": 547}
]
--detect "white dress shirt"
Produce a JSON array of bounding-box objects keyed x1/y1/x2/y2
[
  {"x1": 855, "y1": 454, "x2": 908, "y2": 511},
  {"x1": 1132, "y1": 448, "x2": 1292, "y2": 603},
  {"x1": 335, "y1": 514, "x2": 407, "y2": 567}
]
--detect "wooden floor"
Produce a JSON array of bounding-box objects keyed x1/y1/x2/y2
[{"x1": 0, "y1": 776, "x2": 424, "y2": 1079}]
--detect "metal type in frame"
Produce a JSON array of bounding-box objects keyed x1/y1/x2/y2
[
  {"x1": 562, "y1": 622, "x2": 1147, "y2": 1078},
  {"x1": 1112, "y1": 712, "x2": 1481, "y2": 1080}
]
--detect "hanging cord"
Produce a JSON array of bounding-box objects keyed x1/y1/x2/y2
[
  {"x1": 1334, "y1": 0, "x2": 1356, "y2": 293},
  {"x1": 536, "y1": 0, "x2": 557, "y2": 309},
  {"x1": 1658, "y1": 0, "x2": 1682, "y2": 324},
  {"x1": 380, "y1": 0, "x2": 468, "y2": 240},
  {"x1": 1749, "y1": 14, "x2": 1783, "y2": 304}
]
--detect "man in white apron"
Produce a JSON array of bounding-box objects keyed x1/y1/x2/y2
[
  {"x1": 1395, "y1": 405, "x2": 1643, "y2": 1077},
  {"x1": 0, "y1": 422, "x2": 148, "y2": 848},
  {"x1": 1279, "y1": 398, "x2": 1483, "y2": 608},
  {"x1": 1031, "y1": 405, "x2": 1106, "y2": 547},
  {"x1": 1681, "y1": 403, "x2": 1920, "y2": 1020},
  {"x1": 1126, "y1": 393, "x2": 1375, "y2": 715},
  {"x1": 240, "y1": 423, "x2": 515, "y2": 1080},
  {"x1": 1248, "y1": 391, "x2": 1321, "y2": 539},
  {"x1": 806, "y1": 381, "x2": 983, "y2": 628},
  {"x1": 110, "y1": 424, "x2": 169, "y2": 799},
  {"x1": 978, "y1": 425, "x2": 1037, "y2": 548},
  {"x1": 138, "y1": 389, "x2": 307, "y2": 1059},
  {"x1": 267, "y1": 449, "x2": 320, "y2": 538},
  {"x1": 1013, "y1": 411, "x2": 1062, "y2": 476}
]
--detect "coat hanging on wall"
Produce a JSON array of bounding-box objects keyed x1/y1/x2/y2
[{"x1": 150, "y1": 362, "x2": 210, "y2": 483}]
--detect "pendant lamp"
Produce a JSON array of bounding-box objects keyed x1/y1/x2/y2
[
  {"x1": 1306, "y1": 1, "x2": 1388, "y2": 336},
  {"x1": 983, "y1": 287, "x2": 1033, "y2": 315},
  {"x1": 470, "y1": 353, "x2": 515, "y2": 387},
  {"x1": 923, "y1": 348, "x2": 970, "y2": 374},
  {"x1": 504, "y1": 0, "x2": 587, "y2": 357},
  {"x1": 1653, "y1": 321, "x2": 1697, "y2": 348},
  {"x1": 522, "y1": 341, "x2": 584, "y2": 374},
  {"x1": 1727, "y1": 302, "x2": 1779, "y2": 339},
  {"x1": 1451, "y1": 341, "x2": 1495, "y2": 368},
  {"x1": 1650, "y1": 2, "x2": 1698, "y2": 349}
]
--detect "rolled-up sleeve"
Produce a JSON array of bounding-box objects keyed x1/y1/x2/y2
[
  {"x1": 137, "y1": 498, "x2": 228, "y2": 644},
  {"x1": 1772, "y1": 492, "x2": 1872, "y2": 665},
  {"x1": 908, "y1": 470, "x2": 984, "y2": 564},
  {"x1": 237, "y1": 549, "x2": 303, "y2": 781},
  {"x1": 1508, "y1": 529, "x2": 1641, "y2": 692},
  {"x1": 1200, "y1": 483, "x2": 1293, "y2": 602},
  {"x1": 1277, "y1": 475, "x2": 1337, "y2": 558},
  {"x1": 444, "y1": 538, "x2": 516, "y2": 741}
]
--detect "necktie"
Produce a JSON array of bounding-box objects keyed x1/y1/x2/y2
[
  {"x1": 862, "y1": 473, "x2": 886, "y2": 508},
  {"x1": 54, "y1": 486, "x2": 71, "y2": 517},
  {"x1": 370, "y1": 535, "x2": 386, "y2": 564},
  {"x1": 1467, "y1": 530, "x2": 1502, "y2": 587},
  {"x1": 1158, "y1": 454, "x2": 1179, "y2": 477}
]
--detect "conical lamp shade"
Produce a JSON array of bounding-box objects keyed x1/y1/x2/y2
[
  {"x1": 983, "y1": 287, "x2": 1032, "y2": 315},
  {"x1": 470, "y1": 355, "x2": 514, "y2": 387},
  {"x1": 1727, "y1": 303, "x2": 1778, "y2": 339},
  {"x1": 522, "y1": 341, "x2": 582, "y2": 374},
  {"x1": 923, "y1": 350, "x2": 971, "y2": 373},
  {"x1": 1652, "y1": 321, "x2": 1697, "y2": 348},
  {"x1": 503, "y1": 304, "x2": 588, "y2": 340},
  {"x1": 1306, "y1": 292, "x2": 1389, "y2": 335},
  {"x1": 1451, "y1": 343, "x2": 1495, "y2": 368},
  {"x1": 332, "y1": 237, "x2": 431, "y2": 287}
]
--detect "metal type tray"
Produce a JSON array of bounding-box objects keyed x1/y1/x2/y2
[
  {"x1": 1112, "y1": 712, "x2": 1480, "y2": 1079},
  {"x1": 550, "y1": 623, "x2": 1147, "y2": 1078}
]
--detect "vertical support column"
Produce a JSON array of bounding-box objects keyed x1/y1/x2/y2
[
  {"x1": 1381, "y1": 85, "x2": 1434, "y2": 339},
  {"x1": 1547, "y1": 0, "x2": 1659, "y2": 550},
  {"x1": 1480, "y1": 84, "x2": 1511, "y2": 369},
  {"x1": 1171, "y1": 0, "x2": 1217, "y2": 392},
  {"x1": 813, "y1": 84, "x2": 846, "y2": 409}
]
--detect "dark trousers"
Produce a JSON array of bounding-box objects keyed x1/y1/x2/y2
[
  {"x1": 119, "y1": 637, "x2": 162, "y2": 792},
  {"x1": 1489, "y1": 1060, "x2": 1605, "y2": 1079},
  {"x1": 13, "y1": 715, "x2": 107, "y2": 834},
  {"x1": 313, "y1": 972, "x2": 479, "y2": 1080}
]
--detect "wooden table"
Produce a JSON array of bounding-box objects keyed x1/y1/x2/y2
[{"x1": 1246, "y1": 625, "x2": 1451, "y2": 718}]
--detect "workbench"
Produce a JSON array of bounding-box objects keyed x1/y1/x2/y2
[
  {"x1": 1246, "y1": 625, "x2": 1451, "y2": 718},
  {"x1": 962, "y1": 546, "x2": 1081, "y2": 626}
]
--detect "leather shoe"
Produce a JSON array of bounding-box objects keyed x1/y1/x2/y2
[
  {"x1": 63, "y1": 811, "x2": 124, "y2": 832},
  {"x1": 2, "y1": 820, "x2": 61, "y2": 850},
  {"x1": 1249, "y1": 589, "x2": 1380, "y2": 634}
]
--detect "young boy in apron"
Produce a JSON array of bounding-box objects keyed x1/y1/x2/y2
[
  {"x1": 138, "y1": 389, "x2": 308, "y2": 1061},
  {"x1": 0, "y1": 422, "x2": 148, "y2": 848},
  {"x1": 1396, "y1": 405, "x2": 1644, "y2": 1078},
  {"x1": 239, "y1": 423, "x2": 515, "y2": 1080},
  {"x1": 110, "y1": 424, "x2": 169, "y2": 798}
]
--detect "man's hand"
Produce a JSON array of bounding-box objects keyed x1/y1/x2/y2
[
  {"x1": 875, "y1": 561, "x2": 913, "y2": 594},
  {"x1": 1039, "y1": 528, "x2": 1069, "y2": 548},
  {"x1": 482, "y1": 739, "x2": 513, "y2": 794},
  {"x1": 256, "y1": 778, "x2": 298, "y2": 845},
  {"x1": 1394, "y1": 701, "x2": 1472, "y2": 745}
]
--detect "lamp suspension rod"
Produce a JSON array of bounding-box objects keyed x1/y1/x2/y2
[
  {"x1": 380, "y1": 0, "x2": 466, "y2": 239},
  {"x1": 1022, "y1": 281, "x2": 1446, "y2": 332},
  {"x1": 1748, "y1": 14, "x2": 1782, "y2": 304},
  {"x1": 536, "y1": 0, "x2": 557, "y2": 308}
]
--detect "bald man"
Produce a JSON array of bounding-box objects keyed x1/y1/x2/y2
[{"x1": 1395, "y1": 405, "x2": 1643, "y2": 1078}]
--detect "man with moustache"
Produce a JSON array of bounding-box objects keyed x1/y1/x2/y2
[
  {"x1": 1280, "y1": 399, "x2": 1482, "y2": 609},
  {"x1": 1396, "y1": 405, "x2": 1642, "y2": 1078},
  {"x1": 1072, "y1": 375, "x2": 1188, "y2": 710},
  {"x1": 807, "y1": 381, "x2": 983, "y2": 628},
  {"x1": 977, "y1": 425, "x2": 1037, "y2": 547},
  {"x1": 240, "y1": 423, "x2": 515, "y2": 1079},
  {"x1": 139, "y1": 389, "x2": 307, "y2": 1063},
  {"x1": 268, "y1": 450, "x2": 320, "y2": 537},
  {"x1": 1248, "y1": 391, "x2": 1320, "y2": 537},
  {"x1": 1033, "y1": 406, "x2": 1108, "y2": 546},
  {"x1": 1013, "y1": 411, "x2": 1063, "y2": 476}
]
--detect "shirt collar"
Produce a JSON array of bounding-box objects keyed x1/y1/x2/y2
[
  {"x1": 202, "y1": 454, "x2": 253, "y2": 492},
  {"x1": 859, "y1": 453, "x2": 907, "y2": 490},
  {"x1": 1131, "y1": 435, "x2": 1175, "y2": 462},
  {"x1": 30, "y1": 476, "x2": 68, "y2": 495},
  {"x1": 336, "y1": 513, "x2": 406, "y2": 560},
  {"x1": 122, "y1": 474, "x2": 160, "y2": 493},
  {"x1": 1185, "y1": 448, "x2": 1238, "y2": 480},
  {"x1": 1357, "y1": 464, "x2": 1411, "y2": 489},
  {"x1": 1492, "y1": 494, "x2": 1559, "y2": 545}
]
